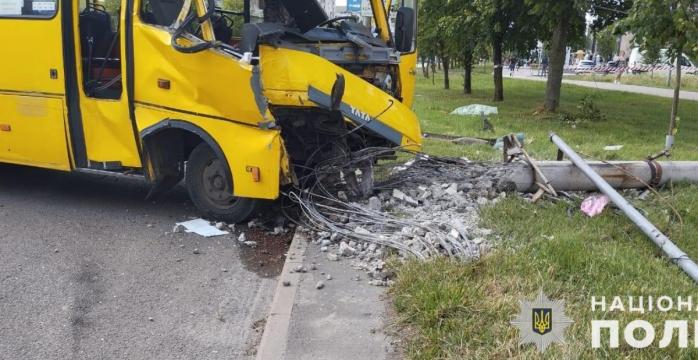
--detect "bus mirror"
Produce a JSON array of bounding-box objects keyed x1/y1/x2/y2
[{"x1": 395, "y1": 7, "x2": 415, "y2": 53}]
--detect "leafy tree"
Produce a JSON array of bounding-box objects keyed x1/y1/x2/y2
[
  {"x1": 588, "y1": 1, "x2": 633, "y2": 59},
  {"x1": 101, "y1": 0, "x2": 120, "y2": 15},
  {"x1": 476, "y1": 0, "x2": 537, "y2": 101},
  {"x1": 528, "y1": 0, "x2": 630, "y2": 112},
  {"x1": 619, "y1": 0, "x2": 698, "y2": 150},
  {"x1": 441, "y1": 0, "x2": 484, "y2": 94},
  {"x1": 527, "y1": 0, "x2": 587, "y2": 112},
  {"x1": 596, "y1": 27, "x2": 617, "y2": 60},
  {"x1": 418, "y1": 0, "x2": 452, "y2": 89},
  {"x1": 643, "y1": 40, "x2": 663, "y2": 78},
  {"x1": 589, "y1": 0, "x2": 634, "y2": 31}
]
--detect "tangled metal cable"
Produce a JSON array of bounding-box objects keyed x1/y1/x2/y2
[{"x1": 284, "y1": 147, "x2": 496, "y2": 260}]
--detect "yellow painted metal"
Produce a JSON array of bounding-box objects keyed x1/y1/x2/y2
[
  {"x1": 174, "y1": 0, "x2": 193, "y2": 27},
  {"x1": 370, "y1": 0, "x2": 391, "y2": 43},
  {"x1": 0, "y1": 18, "x2": 65, "y2": 95},
  {"x1": 78, "y1": 99, "x2": 142, "y2": 167},
  {"x1": 73, "y1": 4, "x2": 141, "y2": 168},
  {"x1": 193, "y1": 0, "x2": 215, "y2": 41},
  {"x1": 399, "y1": 52, "x2": 418, "y2": 108},
  {"x1": 132, "y1": 17, "x2": 264, "y2": 125},
  {"x1": 132, "y1": 8, "x2": 281, "y2": 199},
  {"x1": 0, "y1": 12, "x2": 72, "y2": 170},
  {"x1": 259, "y1": 46, "x2": 422, "y2": 150},
  {"x1": 135, "y1": 104, "x2": 282, "y2": 199},
  {"x1": 0, "y1": 94, "x2": 72, "y2": 170}
]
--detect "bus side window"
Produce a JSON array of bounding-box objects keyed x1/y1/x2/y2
[{"x1": 0, "y1": 0, "x2": 57, "y2": 18}]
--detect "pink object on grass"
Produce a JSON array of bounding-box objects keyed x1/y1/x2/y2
[{"x1": 581, "y1": 194, "x2": 611, "y2": 217}]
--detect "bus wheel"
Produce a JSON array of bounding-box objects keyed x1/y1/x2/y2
[{"x1": 185, "y1": 143, "x2": 260, "y2": 223}]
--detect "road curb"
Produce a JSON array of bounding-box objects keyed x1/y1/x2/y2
[{"x1": 256, "y1": 231, "x2": 308, "y2": 360}]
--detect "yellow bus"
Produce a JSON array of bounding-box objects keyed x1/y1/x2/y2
[{"x1": 0, "y1": 0, "x2": 421, "y2": 222}]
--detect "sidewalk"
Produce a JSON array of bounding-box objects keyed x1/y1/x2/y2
[
  {"x1": 256, "y1": 232, "x2": 399, "y2": 360},
  {"x1": 510, "y1": 72, "x2": 698, "y2": 101}
]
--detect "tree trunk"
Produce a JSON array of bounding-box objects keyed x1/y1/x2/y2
[
  {"x1": 421, "y1": 57, "x2": 429, "y2": 78},
  {"x1": 463, "y1": 53, "x2": 473, "y2": 94},
  {"x1": 544, "y1": 17, "x2": 569, "y2": 112},
  {"x1": 431, "y1": 60, "x2": 436, "y2": 85},
  {"x1": 492, "y1": 36, "x2": 504, "y2": 101},
  {"x1": 443, "y1": 56, "x2": 450, "y2": 90},
  {"x1": 667, "y1": 52, "x2": 682, "y2": 149}
]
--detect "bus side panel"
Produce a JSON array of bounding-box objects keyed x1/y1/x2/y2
[
  {"x1": 0, "y1": 14, "x2": 71, "y2": 171},
  {"x1": 135, "y1": 105, "x2": 282, "y2": 200},
  {"x1": 0, "y1": 94, "x2": 71, "y2": 171},
  {"x1": 0, "y1": 19, "x2": 65, "y2": 95}
]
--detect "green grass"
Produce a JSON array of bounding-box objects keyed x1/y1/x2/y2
[
  {"x1": 568, "y1": 72, "x2": 698, "y2": 92},
  {"x1": 391, "y1": 70, "x2": 698, "y2": 359},
  {"x1": 414, "y1": 69, "x2": 698, "y2": 161}
]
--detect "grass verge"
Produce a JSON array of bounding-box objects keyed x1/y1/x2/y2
[{"x1": 391, "y1": 70, "x2": 698, "y2": 359}]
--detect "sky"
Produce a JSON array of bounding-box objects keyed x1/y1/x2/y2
[{"x1": 336, "y1": 0, "x2": 347, "y2": 5}]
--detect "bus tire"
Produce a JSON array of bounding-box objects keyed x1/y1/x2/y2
[{"x1": 185, "y1": 142, "x2": 260, "y2": 223}]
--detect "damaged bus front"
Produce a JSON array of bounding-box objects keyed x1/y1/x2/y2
[
  {"x1": 234, "y1": 0, "x2": 423, "y2": 179},
  {"x1": 192, "y1": 0, "x2": 422, "y2": 219}
]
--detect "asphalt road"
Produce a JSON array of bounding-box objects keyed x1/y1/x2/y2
[{"x1": 0, "y1": 164, "x2": 283, "y2": 360}]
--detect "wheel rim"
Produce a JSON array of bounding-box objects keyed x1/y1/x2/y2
[{"x1": 201, "y1": 158, "x2": 237, "y2": 209}]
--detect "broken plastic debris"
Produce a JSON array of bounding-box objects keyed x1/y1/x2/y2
[
  {"x1": 604, "y1": 145, "x2": 624, "y2": 151},
  {"x1": 175, "y1": 218, "x2": 229, "y2": 237},
  {"x1": 450, "y1": 104, "x2": 498, "y2": 116},
  {"x1": 580, "y1": 194, "x2": 611, "y2": 217}
]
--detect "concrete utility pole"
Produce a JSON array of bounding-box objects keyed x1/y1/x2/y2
[{"x1": 501, "y1": 160, "x2": 698, "y2": 193}]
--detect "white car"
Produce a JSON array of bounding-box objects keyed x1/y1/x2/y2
[{"x1": 575, "y1": 60, "x2": 596, "y2": 74}]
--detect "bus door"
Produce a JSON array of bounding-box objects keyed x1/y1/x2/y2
[{"x1": 73, "y1": 0, "x2": 141, "y2": 170}]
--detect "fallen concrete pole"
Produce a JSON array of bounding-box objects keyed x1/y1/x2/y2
[
  {"x1": 501, "y1": 160, "x2": 698, "y2": 193},
  {"x1": 549, "y1": 133, "x2": 698, "y2": 284}
]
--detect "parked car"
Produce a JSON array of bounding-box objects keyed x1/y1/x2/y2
[{"x1": 575, "y1": 60, "x2": 596, "y2": 74}]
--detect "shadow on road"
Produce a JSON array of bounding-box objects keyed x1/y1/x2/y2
[{"x1": 0, "y1": 164, "x2": 191, "y2": 212}]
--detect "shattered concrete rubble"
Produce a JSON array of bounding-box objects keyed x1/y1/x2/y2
[{"x1": 289, "y1": 155, "x2": 507, "y2": 286}]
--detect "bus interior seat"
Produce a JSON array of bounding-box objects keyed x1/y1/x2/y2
[{"x1": 79, "y1": 3, "x2": 122, "y2": 99}]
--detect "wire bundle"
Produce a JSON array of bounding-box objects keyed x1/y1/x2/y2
[{"x1": 284, "y1": 147, "x2": 495, "y2": 260}]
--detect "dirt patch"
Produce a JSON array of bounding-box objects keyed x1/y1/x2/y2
[{"x1": 238, "y1": 227, "x2": 294, "y2": 278}]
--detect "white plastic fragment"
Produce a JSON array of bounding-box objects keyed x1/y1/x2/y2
[{"x1": 175, "y1": 219, "x2": 229, "y2": 237}]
